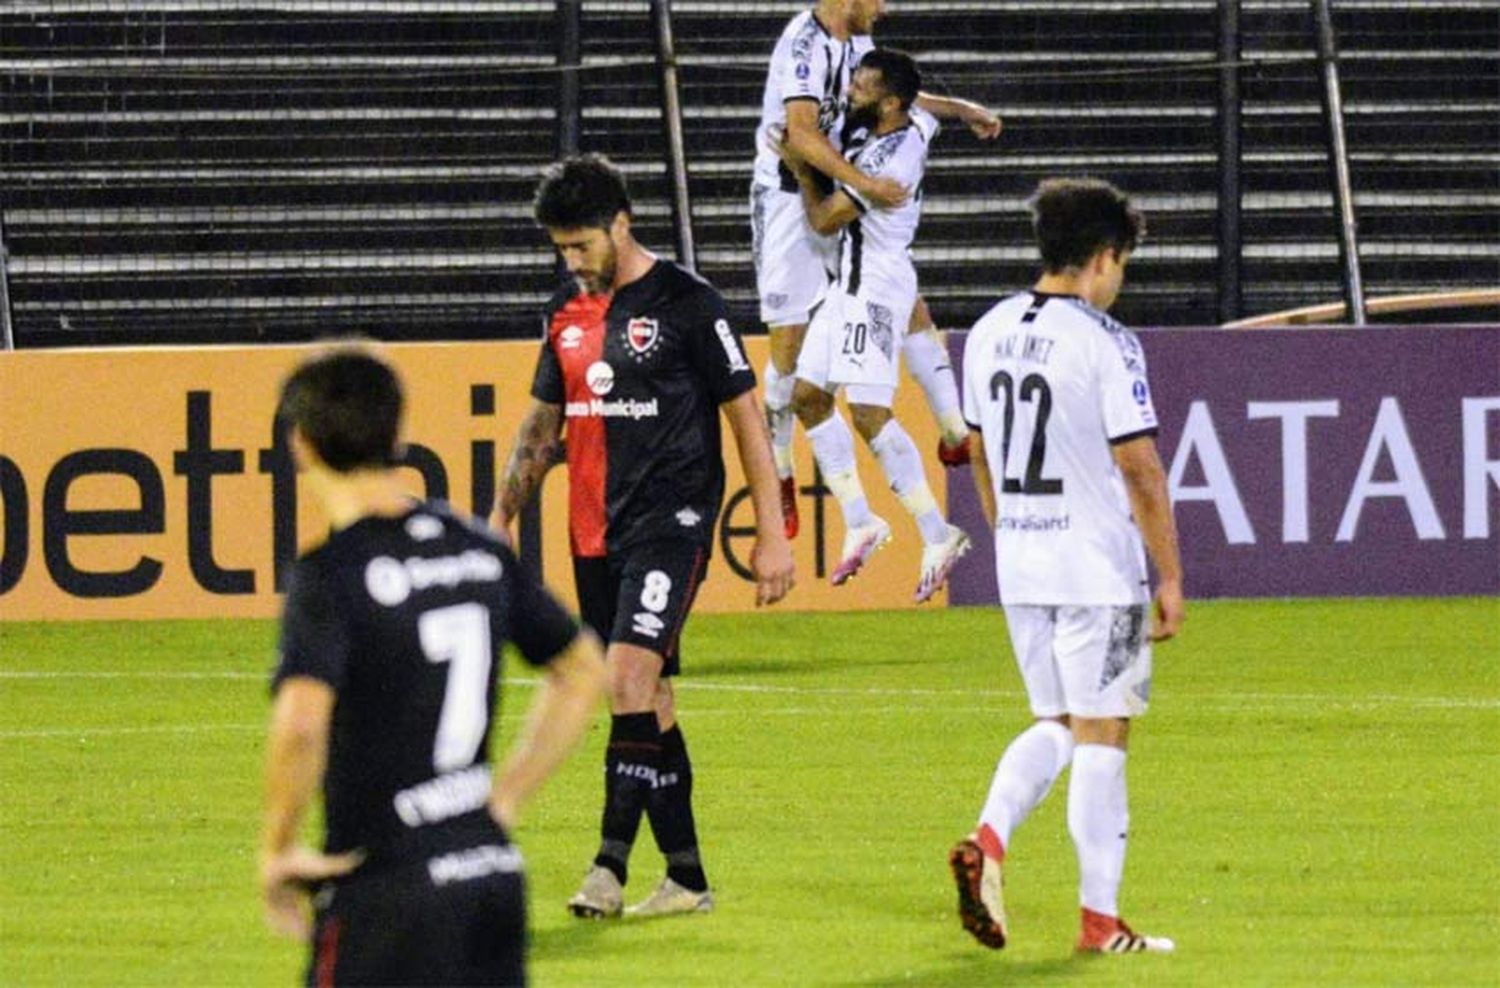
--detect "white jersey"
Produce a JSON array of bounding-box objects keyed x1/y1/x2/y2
[
  {"x1": 961, "y1": 291, "x2": 1161, "y2": 605},
  {"x1": 833, "y1": 111, "x2": 935, "y2": 306},
  {"x1": 753, "y1": 10, "x2": 873, "y2": 189}
]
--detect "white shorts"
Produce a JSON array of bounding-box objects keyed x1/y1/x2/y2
[
  {"x1": 794, "y1": 286, "x2": 914, "y2": 408},
  {"x1": 1002, "y1": 604, "x2": 1153, "y2": 719},
  {"x1": 751, "y1": 183, "x2": 837, "y2": 326}
]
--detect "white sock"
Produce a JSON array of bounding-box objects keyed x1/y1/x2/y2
[
  {"x1": 978, "y1": 720, "x2": 1074, "y2": 855},
  {"x1": 902, "y1": 330, "x2": 967, "y2": 446},
  {"x1": 763, "y1": 362, "x2": 797, "y2": 480},
  {"x1": 806, "y1": 414, "x2": 872, "y2": 529},
  {"x1": 867, "y1": 420, "x2": 948, "y2": 545},
  {"x1": 1068, "y1": 744, "x2": 1129, "y2": 917}
]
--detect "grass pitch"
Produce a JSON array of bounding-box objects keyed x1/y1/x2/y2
[{"x1": 2, "y1": 598, "x2": 1498, "y2": 986}]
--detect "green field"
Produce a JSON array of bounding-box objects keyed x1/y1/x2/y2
[{"x1": 2, "y1": 598, "x2": 1498, "y2": 986}]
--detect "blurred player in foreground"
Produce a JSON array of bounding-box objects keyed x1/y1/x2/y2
[
  {"x1": 260, "y1": 346, "x2": 605, "y2": 984},
  {"x1": 951, "y1": 178, "x2": 1184, "y2": 954}
]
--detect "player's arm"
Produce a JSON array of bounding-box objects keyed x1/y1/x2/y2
[
  {"x1": 259, "y1": 677, "x2": 361, "y2": 939},
  {"x1": 783, "y1": 98, "x2": 907, "y2": 207},
  {"x1": 491, "y1": 399, "x2": 563, "y2": 537},
  {"x1": 914, "y1": 91, "x2": 1002, "y2": 140},
  {"x1": 721, "y1": 389, "x2": 796, "y2": 605},
  {"x1": 490, "y1": 628, "x2": 606, "y2": 830},
  {"x1": 968, "y1": 427, "x2": 997, "y2": 528},
  {"x1": 784, "y1": 154, "x2": 863, "y2": 236},
  {"x1": 1112, "y1": 436, "x2": 1185, "y2": 641}
]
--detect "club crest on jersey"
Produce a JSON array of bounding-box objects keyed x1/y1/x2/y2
[{"x1": 625, "y1": 317, "x2": 661, "y2": 359}]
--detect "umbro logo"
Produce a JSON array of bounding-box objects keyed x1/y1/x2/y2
[{"x1": 560, "y1": 325, "x2": 584, "y2": 350}]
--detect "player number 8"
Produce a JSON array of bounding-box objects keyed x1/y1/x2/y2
[{"x1": 640, "y1": 570, "x2": 673, "y2": 613}]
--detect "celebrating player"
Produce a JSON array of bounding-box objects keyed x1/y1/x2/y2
[
  {"x1": 750, "y1": 0, "x2": 1003, "y2": 539},
  {"x1": 492, "y1": 154, "x2": 795, "y2": 920},
  {"x1": 949, "y1": 178, "x2": 1184, "y2": 954},
  {"x1": 779, "y1": 48, "x2": 971, "y2": 600},
  {"x1": 259, "y1": 346, "x2": 606, "y2": 985}
]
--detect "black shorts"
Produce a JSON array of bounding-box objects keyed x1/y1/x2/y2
[
  {"x1": 572, "y1": 539, "x2": 709, "y2": 677},
  {"x1": 306, "y1": 845, "x2": 526, "y2": 987}
]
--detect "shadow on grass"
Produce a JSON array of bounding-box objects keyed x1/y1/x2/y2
[{"x1": 845, "y1": 953, "x2": 1084, "y2": 986}]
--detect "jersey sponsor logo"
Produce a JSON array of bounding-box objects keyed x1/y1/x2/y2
[
  {"x1": 405, "y1": 514, "x2": 444, "y2": 541},
  {"x1": 393, "y1": 764, "x2": 492, "y2": 828},
  {"x1": 428, "y1": 844, "x2": 524, "y2": 886},
  {"x1": 564, "y1": 397, "x2": 661, "y2": 420},
  {"x1": 858, "y1": 129, "x2": 908, "y2": 177},
  {"x1": 713, "y1": 319, "x2": 751, "y2": 372},
  {"x1": 996, "y1": 513, "x2": 1072, "y2": 532},
  {"x1": 364, "y1": 550, "x2": 503, "y2": 607},
  {"x1": 631, "y1": 611, "x2": 665, "y2": 638},
  {"x1": 586, "y1": 360, "x2": 615, "y2": 396},
  {"x1": 626, "y1": 317, "x2": 661, "y2": 358},
  {"x1": 560, "y1": 324, "x2": 585, "y2": 350}
]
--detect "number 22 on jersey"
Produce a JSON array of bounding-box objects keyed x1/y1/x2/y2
[{"x1": 989, "y1": 370, "x2": 1065, "y2": 495}]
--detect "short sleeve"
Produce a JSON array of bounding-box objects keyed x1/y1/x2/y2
[
  {"x1": 529, "y1": 333, "x2": 563, "y2": 404},
  {"x1": 961, "y1": 330, "x2": 984, "y2": 430},
  {"x1": 683, "y1": 285, "x2": 757, "y2": 404},
  {"x1": 1100, "y1": 329, "x2": 1160, "y2": 444},
  {"x1": 501, "y1": 549, "x2": 580, "y2": 667},
  {"x1": 273, "y1": 558, "x2": 352, "y2": 693},
  {"x1": 781, "y1": 24, "x2": 829, "y2": 105}
]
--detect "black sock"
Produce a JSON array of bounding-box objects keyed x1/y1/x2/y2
[
  {"x1": 647, "y1": 723, "x2": 707, "y2": 892},
  {"x1": 595, "y1": 712, "x2": 661, "y2": 886}
]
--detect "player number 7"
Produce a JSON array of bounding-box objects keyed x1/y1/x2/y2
[{"x1": 417, "y1": 603, "x2": 493, "y2": 773}]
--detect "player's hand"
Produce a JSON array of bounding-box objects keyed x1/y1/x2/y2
[
  {"x1": 1149, "y1": 578, "x2": 1185, "y2": 642},
  {"x1": 862, "y1": 175, "x2": 910, "y2": 208},
  {"x1": 963, "y1": 105, "x2": 1003, "y2": 141},
  {"x1": 751, "y1": 534, "x2": 796, "y2": 606},
  {"x1": 260, "y1": 845, "x2": 363, "y2": 940}
]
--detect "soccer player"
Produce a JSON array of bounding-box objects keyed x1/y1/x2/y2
[
  {"x1": 779, "y1": 48, "x2": 971, "y2": 600},
  {"x1": 949, "y1": 178, "x2": 1183, "y2": 954},
  {"x1": 259, "y1": 347, "x2": 607, "y2": 985},
  {"x1": 492, "y1": 154, "x2": 795, "y2": 919},
  {"x1": 751, "y1": 0, "x2": 1003, "y2": 538}
]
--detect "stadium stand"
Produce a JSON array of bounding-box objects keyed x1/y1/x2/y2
[{"x1": 1, "y1": 0, "x2": 1496, "y2": 345}]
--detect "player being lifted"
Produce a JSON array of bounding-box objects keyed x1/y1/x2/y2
[
  {"x1": 949, "y1": 178, "x2": 1184, "y2": 954},
  {"x1": 779, "y1": 48, "x2": 970, "y2": 600},
  {"x1": 751, "y1": 0, "x2": 1002, "y2": 540}
]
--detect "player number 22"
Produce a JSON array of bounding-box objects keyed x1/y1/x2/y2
[
  {"x1": 418, "y1": 602, "x2": 493, "y2": 773},
  {"x1": 988, "y1": 370, "x2": 1064, "y2": 495}
]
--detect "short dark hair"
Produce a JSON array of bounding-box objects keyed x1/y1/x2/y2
[
  {"x1": 277, "y1": 347, "x2": 403, "y2": 472},
  {"x1": 859, "y1": 48, "x2": 921, "y2": 110},
  {"x1": 1029, "y1": 177, "x2": 1145, "y2": 272},
  {"x1": 533, "y1": 153, "x2": 632, "y2": 230}
]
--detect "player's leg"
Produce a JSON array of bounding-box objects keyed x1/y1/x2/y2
[
  {"x1": 1056, "y1": 605, "x2": 1173, "y2": 953},
  {"x1": 902, "y1": 295, "x2": 971, "y2": 465},
  {"x1": 846, "y1": 396, "x2": 970, "y2": 602},
  {"x1": 950, "y1": 605, "x2": 1072, "y2": 949},
  {"x1": 628, "y1": 542, "x2": 714, "y2": 916},
  {"x1": 792, "y1": 296, "x2": 890, "y2": 584},
  {"x1": 755, "y1": 184, "x2": 833, "y2": 539}
]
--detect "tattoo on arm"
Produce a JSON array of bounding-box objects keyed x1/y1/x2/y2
[{"x1": 498, "y1": 403, "x2": 563, "y2": 520}]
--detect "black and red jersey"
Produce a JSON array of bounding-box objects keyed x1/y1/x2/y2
[{"x1": 531, "y1": 260, "x2": 756, "y2": 558}]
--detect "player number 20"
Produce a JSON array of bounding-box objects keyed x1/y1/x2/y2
[
  {"x1": 841, "y1": 321, "x2": 868, "y2": 355},
  {"x1": 988, "y1": 370, "x2": 1065, "y2": 495},
  {"x1": 418, "y1": 602, "x2": 493, "y2": 773}
]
